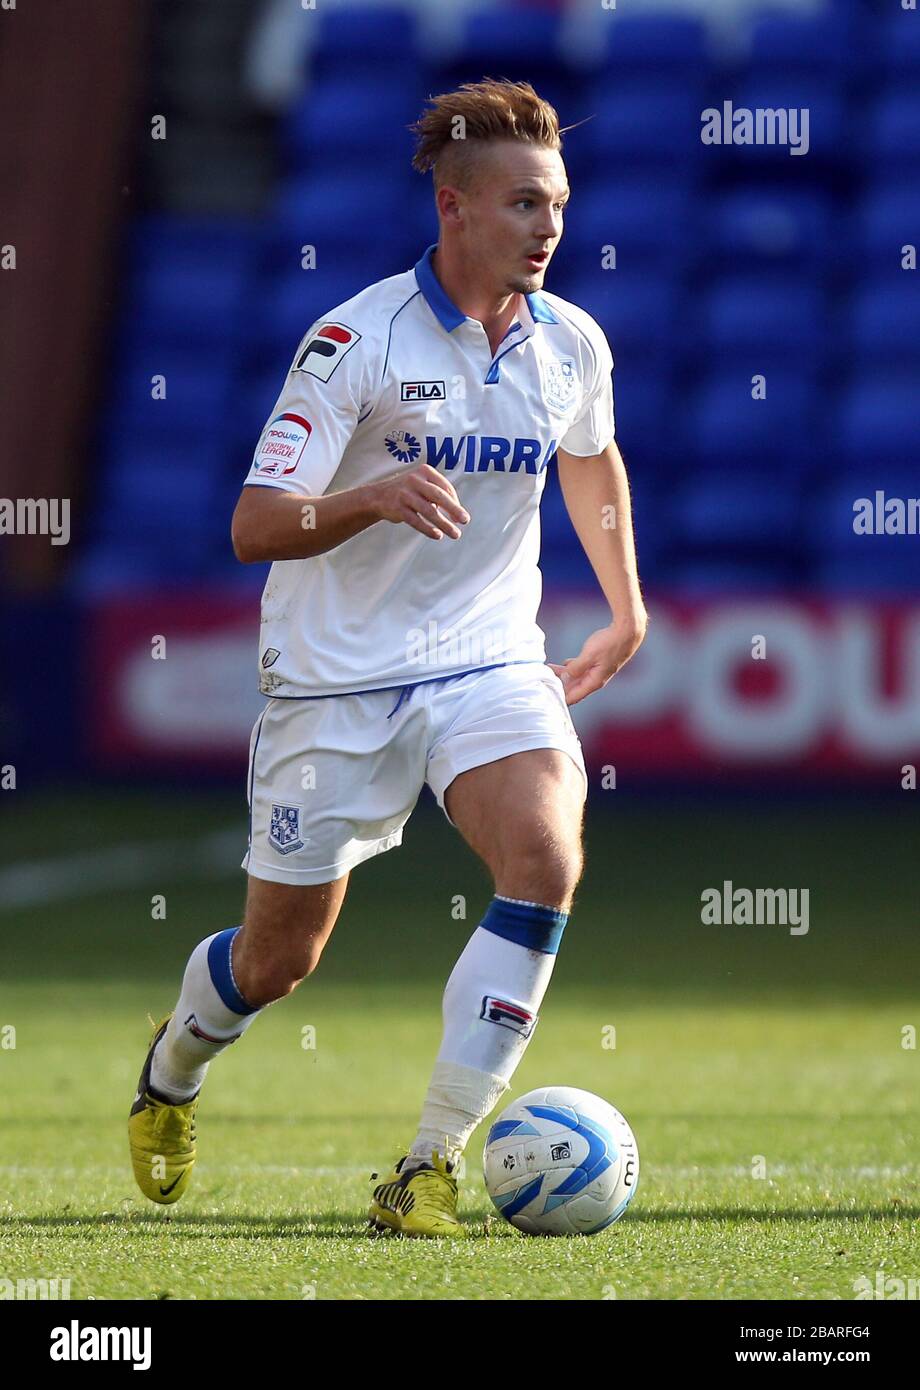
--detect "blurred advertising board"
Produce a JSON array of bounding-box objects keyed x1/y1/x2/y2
[{"x1": 85, "y1": 593, "x2": 920, "y2": 782}]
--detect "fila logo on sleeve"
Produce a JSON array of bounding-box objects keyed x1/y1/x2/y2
[
  {"x1": 254, "y1": 412, "x2": 312, "y2": 477},
  {"x1": 294, "y1": 322, "x2": 361, "y2": 381}
]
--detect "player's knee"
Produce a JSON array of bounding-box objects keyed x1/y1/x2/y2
[
  {"x1": 237, "y1": 959, "x2": 312, "y2": 1007},
  {"x1": 499, "y1": 832, "x2": 583, "y2": 911},
  {"x1": 539, "y1": 843, "x2": 583, "y2": 908},
  {"x1": 234, "y1": 936, "x2": 325, "y2": 1007}
]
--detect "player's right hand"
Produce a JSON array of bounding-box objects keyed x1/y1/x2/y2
[{"x1": 372, "y1": 464, "x2": 470, "y2": 540}]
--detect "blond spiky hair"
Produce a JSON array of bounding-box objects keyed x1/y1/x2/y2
[{"x1": 410, "y1": 78, "x2": 563, "y2": 189}]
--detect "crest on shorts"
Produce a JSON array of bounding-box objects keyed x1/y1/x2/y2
[
  {"x1": 542, "y1": 356, "x2": 578, "y2": 414},
  {"x1": 269, "y1": 804, "x2": 304, "y2": 855}
]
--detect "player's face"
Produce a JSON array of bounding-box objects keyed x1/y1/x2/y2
[{"x1": 466, "y1": 142, "x2": 569, "y2": 296}]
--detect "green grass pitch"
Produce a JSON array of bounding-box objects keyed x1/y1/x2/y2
[{"x1": 1, "y1": 790, "x2": 917, "y2": 1300}]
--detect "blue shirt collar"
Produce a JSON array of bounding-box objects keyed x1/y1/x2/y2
[
  {"x1": 413, "y1": 244, "x2": 558, "y2": 332},
  {"x1": 527, "y1": 290, "x2": 559, "y2": 324}
]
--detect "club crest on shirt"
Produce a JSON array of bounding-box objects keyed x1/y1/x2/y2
[
  {"x1": 293, "y1": 322, "x2": 361, "y2": 382},
  {"x1": 269, "y1": 804, "x2": 305, "y2": 854},
  {"x1": 541, "y1": 356, "x2": 578, "y2": 414},
  {"x1": 384, "y1": 429, "x2": 421, "y2": 464}
]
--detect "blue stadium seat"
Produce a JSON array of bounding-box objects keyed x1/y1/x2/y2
[
  {"x1": 818, "y1": 469, "x2": 920, "y2": 544},
  {"x1": 559, "y1": 271, "x2": 680, "y2": 359},
  {"x1": 75, "y1": 539, "x2": 220, "y2": 590},
  {"x1": 815, "y1": 554, "x2": 920, "y2": 593},
  {"x1": 272, "y1": 171, "x2": 401, "y2": 247},
  {"x1": 659, "y1": 556, "x2": 799, "y2": 594},
  {"x1": 540, "y1": 466, "x2": 661, "y2": 582},
  {"x1": 877, "y1": 8, "x2": 920, "y2": 77},
  {"x1": 563, "y1": 179, "x2": 696, "y2": 270},
  {"x1": 702, "y1": 188, "x2": 832, "y2": 273},
  {"x1": 849, "y1": 277, "x2": 920, "y2": 362},
  {"x1": 685, "y1": 370, "x2": 818, "y2": 474},
  {"x1": 402, "y1": 185, "x2": 440, "y2": 259},
  {"x1": 122, "y1": 266, "x2": 250, "y2": 350},
  {"x1": 94, "y1": 442, "x2": 223, "y2": 538},
  {"x1": 269, "y1": 172, "x2": 411, "y2": 282},
  {"x1": 104, "y1": 348, "x2": 236, "y2": 425},
  {"x1": 582, "y1": 81, "x2": 704, "y2": 170},
  {"x1": 866, "y1": 88, "x2": 920, "y2": 168},
  {"x1": 746, "y1": 9, "x2": 857, "y2": 78},
  {"x1": 234, "y1": 367, "x2": 289, "y2": 452},
  {"x1": 248, "y1": 266, "x2": 392, "y2": 354},
  {"x1": 856, "y1": 180, "x2": 920, "y2": 263},
  {"x1": 452, "y1": 10, "x2": 564, "y2": 68},
  {"x1": 720, "y1": 80, "x2": 844, "y2": 163},
  {"x1": 669, "y1": 471, "x2": 803, "y2": 550},
  {"x1": 117, "y1": 218, "x2": 258, "y2": 349},
  {"x1": 81, "y1": 217, "x2": 265, "y2": 585},
  {"x1": 602, "y1": 13, "x2": 709, "y2": 80},
  {"x1": 700, "y1": 276, "x2": 824, "y2": 359},
  {"x1": 813, "y1": 469, "x2": 920, "y2": 592},
  {"x1": 282, "y1": 78, "x2": 422, "y2": 165},
  {"x1": 312, "y1": 6, "x2": 419, "y2": 73},
  {"x1": 609, "y1": 370, "x2": 675, "y2": 461},
  {"x1": 836, "y1": 378, "x2": 918, "y2": 465},
  {"x1": 126, "y1": 216, "x2": 259, "y2": 274}
]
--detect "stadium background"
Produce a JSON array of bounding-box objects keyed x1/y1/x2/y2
[{"x1": 1, "y1": 0, "x2": 918, "y2": 1302}]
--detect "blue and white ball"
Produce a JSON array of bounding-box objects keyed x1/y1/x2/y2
[{"x1": 483, "y1": 1086, "x2": 639, "y2": 1235}]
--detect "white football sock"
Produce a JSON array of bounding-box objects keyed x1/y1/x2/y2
[
  {"x1": 149, "y1": 927, "x2": 260, "y2": 1102},
  {"x1": 407, "y1": 896, "x2": 568, "y2": 1169}
]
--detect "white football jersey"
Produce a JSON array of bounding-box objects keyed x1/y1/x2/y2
[{"x1": 244, "y1": 244, "x2": 615, "y2": 697}]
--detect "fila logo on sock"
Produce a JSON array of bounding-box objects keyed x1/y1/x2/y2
[
  {"x1": 480, "y1": 996, "x2": 536, "y2": 1037},
  {"x1": 293, "y1": 322, "x2": 361, "y2": 382},
  {"x1": 184, "y1": 1012, "x2": 240, "y2": 1045}
]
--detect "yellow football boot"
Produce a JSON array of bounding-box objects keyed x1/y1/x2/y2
[
  {"x1": 369, "y1": 1150, "x2": 465, "y2": 1238},
  {"x1": 128, "y1": 1015, "x2": 198, "y2": 1205}
]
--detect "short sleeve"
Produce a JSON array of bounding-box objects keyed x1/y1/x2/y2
[
  {"x1": 558, "y1": 331, "x2": 616, "y2": 457},
  {"x1": 244, "y1": 319, "x2": 371, "y2": 497}
]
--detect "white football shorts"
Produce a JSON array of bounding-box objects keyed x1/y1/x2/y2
[{"x1": 242, "y1": 660, "x2": 588, "y2": 885}]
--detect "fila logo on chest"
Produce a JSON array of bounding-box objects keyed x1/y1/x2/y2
[{"x1": 401, "y1": 380, "x2": 446, "y2": 402}]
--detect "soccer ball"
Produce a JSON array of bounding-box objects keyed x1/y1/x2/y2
[{"x1": 483, "y1": 1085, "x2": 639, "y2": 1235}]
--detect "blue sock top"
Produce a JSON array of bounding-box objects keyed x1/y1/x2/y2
[
  {"x1": 207, "y1": 927, "x2": 257, "y2": 1015},
  {"x1": 480, "y1": 895, "x2": 569, "y2": 955}
]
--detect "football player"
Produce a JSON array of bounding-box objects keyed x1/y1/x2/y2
[{"x1": 130, "y1": 79, "x2": 646, "y2": 1237}]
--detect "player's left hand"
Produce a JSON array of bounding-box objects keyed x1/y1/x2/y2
[{"x1": 547, "y1": 611, "x2": 648, "y2": 705}]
